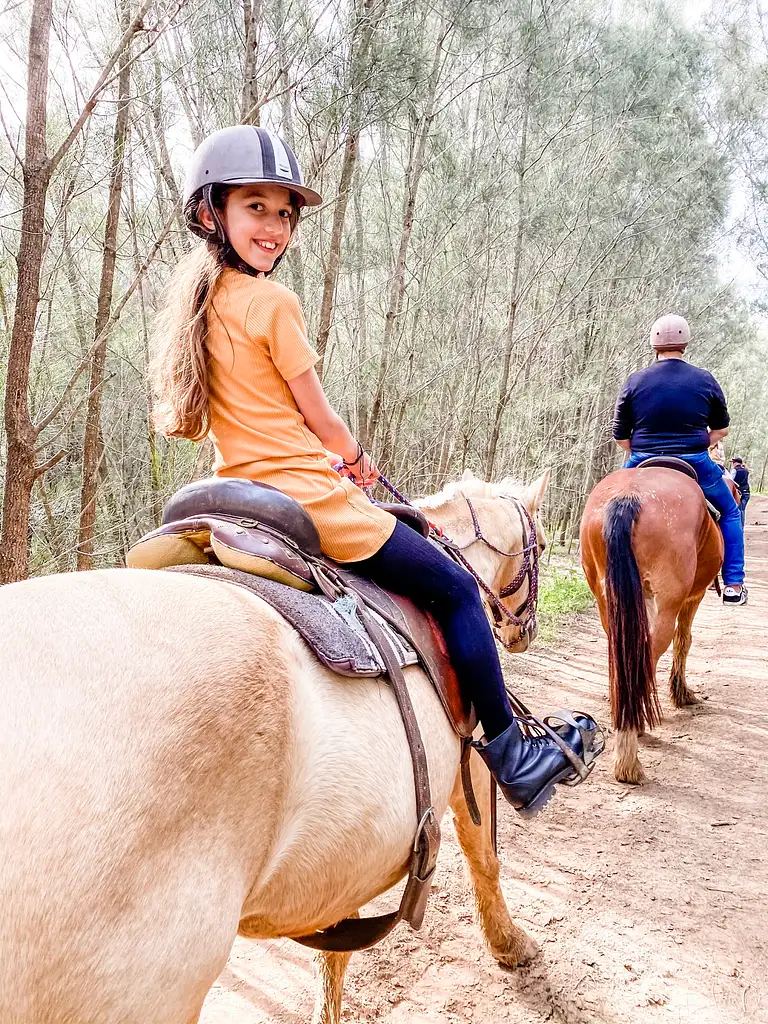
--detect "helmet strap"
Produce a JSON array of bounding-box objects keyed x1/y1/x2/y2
[
  {"x1": 201, "y1": 184, "x2": 227, "y2": 245},
  {"x1": 199, "y1": 184, "x2": 258, "y2": 278}
]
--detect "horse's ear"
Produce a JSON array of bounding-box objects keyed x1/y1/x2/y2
[
  {"x1": 522, "y1": 470, "x2": 551, "y2": 514},
  {"x1": 461, "y1": 469, "x2": 475, "y2": 481}
]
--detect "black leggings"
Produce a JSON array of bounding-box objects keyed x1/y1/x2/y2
[{"x1": 347, "y1": 520, "x2": 514, "y2": 739}]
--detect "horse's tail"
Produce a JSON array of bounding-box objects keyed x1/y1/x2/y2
[{"x1": 603, "y1": 495, "x2": 660, "y2": 732}]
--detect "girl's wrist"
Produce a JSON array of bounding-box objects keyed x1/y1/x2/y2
[{"x1": 342, "y1": 440, "x2": 365, "y2": 467}]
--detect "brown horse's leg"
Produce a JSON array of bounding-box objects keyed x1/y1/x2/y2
[
  {"x1": 614, "y1": 729, "x2": 643, "y2": 784},
  {"x1": 311, "y1": 922, "x2": 357, "y2": 1024},
  {"x1": 449, "y1": 752, "x2": 538, "y2": 967},
  {"x1": 669, "y1": 596, "x2": 702, "y2": 707},
  {"x1": 615, "y1": 605, "x2": 678, "y2": 783}
]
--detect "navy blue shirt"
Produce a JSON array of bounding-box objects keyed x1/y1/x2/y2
[
  {"x1": 613, "y1": 359, "x2": 729, "y2": 455},
  {"x1": 733, "y1": 467, "x2": 750, "y2": 495}
]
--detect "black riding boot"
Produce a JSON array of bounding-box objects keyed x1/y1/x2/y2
[{"x1": 474, "y1": 712, "x2": 603, "y2": 819}]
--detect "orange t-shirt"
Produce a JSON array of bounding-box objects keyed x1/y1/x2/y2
[{"x1": 206, "y1": 269, "x2": 395, "y2": 562}]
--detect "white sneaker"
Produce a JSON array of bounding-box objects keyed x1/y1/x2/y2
[{"x1": 723, "y1": 586, "x2": 748, "y2": 606}]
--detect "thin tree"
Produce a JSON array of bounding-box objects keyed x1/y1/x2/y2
[
  {"x1": 0, "y1": 0, "x2": 157, "y2": 584},
  {"x1": 314, "y1": 0, "x2": 389, "y2": 373}
]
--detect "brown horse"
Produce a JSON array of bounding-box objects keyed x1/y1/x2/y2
[{"x1": 580, "y1": 466, "x2": 723, "y2": 782}]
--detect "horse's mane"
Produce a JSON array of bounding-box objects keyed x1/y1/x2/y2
[{"x1": 416, "y1": 474, "x2": 524, "y2": 512}]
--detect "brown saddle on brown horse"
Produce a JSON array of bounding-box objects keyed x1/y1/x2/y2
[
  {"x1": 635, "y1": 455, "x2": 721, "y2": 522},
  {"x1": 127, "y1": 477, "x2": 478, "y2": 952}
]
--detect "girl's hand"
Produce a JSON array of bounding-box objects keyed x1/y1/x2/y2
[{"x1": 339, "y1": 450, "x2": 379, "y2": 488}]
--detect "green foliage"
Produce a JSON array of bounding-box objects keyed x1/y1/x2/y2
[{"x1": 536, "y1": 565, "x2": 595, "y2": 643}]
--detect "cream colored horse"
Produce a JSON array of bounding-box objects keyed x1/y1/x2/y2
[{"x1": 0, "y1": 472, "x2": 548, "y2": 1024}]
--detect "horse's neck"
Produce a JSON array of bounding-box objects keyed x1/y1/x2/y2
[{"x1": 416, "y1": 490, "x2": 518, "y2": 586}]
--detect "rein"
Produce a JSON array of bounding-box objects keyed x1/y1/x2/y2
[{"x1": 374, "y1": 475, "x2": 540, "y2": 649}]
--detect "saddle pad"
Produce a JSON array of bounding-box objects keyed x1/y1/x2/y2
[{"x1": 165, "y1": 564, "x2": 418, "y2": 678}]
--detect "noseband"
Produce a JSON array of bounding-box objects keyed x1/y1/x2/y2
[{"x1": 445, "y1": 495, "x2": 540, "y2": 649}]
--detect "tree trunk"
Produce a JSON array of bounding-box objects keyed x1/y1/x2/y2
[
  {"x1": 314, "y1": 0, "x2": 388, "y2": 374},
  {"x1": 367, "y1": 23, "x2": 446, "y2": 452},
  {"x1": 484, "y1": 61, "x2": 531, "y2": 480},
  {"x1": 315, "y1": 132, "x2": 357, "y2": 372},
  {"x1": 241, "y1": 0, "x2": 263, "y2": 124},
  {"x1": 0, "y1": 0, "x2": 156, "y2": 583},
  {"x1": 0, "y1": 0, "x2": 53, "y2": 584},
  {"x1": 77, "y1": 2, "x2": 132, "y2": 571},
  {"x1": 126, "y1": 146, "x2": 163, "y2": 530},
  {"x1": 277, "y1": 44, "x2": 307, "y2": 304}
]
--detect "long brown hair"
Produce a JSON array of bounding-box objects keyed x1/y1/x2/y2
[
  {"x1": 152, "y1": 186, "x2": 301, "y2": 441},
  {"x1": 152, "y1": 241, "x2": 225, "y2": 441}
]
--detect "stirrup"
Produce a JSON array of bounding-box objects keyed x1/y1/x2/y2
[
  {"x1": 502, "y1": 688, "x2": 604, "y2": 783},
  {"x1": 516, "y1": 714, "x2": 588, "y2": 782},
  {"x1": 542, "y1": 710, "x2": 605, "y2": 785}
]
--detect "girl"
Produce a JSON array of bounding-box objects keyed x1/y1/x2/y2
[{"x1": 153, "y1": 125, "x2": 602, "y2": 817}]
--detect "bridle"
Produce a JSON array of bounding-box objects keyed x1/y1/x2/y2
[
  {"x1": 440, "y1": 495, "x2": 540, "y2": 649},
  {"x1": 366, "y1": 475, "x2": 541, "y2": 651}
]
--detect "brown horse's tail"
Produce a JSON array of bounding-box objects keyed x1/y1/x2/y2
[{"x1": 603, "y1": 495, "x2": 661, "y2": 732}]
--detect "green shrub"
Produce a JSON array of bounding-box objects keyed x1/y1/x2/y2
[{"x1": 536, "y1": 567, "x2": 594, "y2": 643}]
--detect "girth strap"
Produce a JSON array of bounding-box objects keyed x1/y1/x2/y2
[{"x1": 292, "y1": 575, "x2": 441, "y2": 952}]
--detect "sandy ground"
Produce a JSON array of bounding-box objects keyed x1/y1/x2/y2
[{"x1": 201, "y1": 497, "x2": 768, "y2": 1024}]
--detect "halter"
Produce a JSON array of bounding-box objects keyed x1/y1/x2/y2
[{"x1": 373, "y1": 475, "x2": 540, "y2": 650}]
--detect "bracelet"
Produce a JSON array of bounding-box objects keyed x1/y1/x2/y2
[{"x1": 342, "y1": 441, "x2": 365, "y2": 468}]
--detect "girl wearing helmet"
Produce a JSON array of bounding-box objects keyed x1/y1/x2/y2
[{"x1": 153, "y1": 125, "x2": 602, "y2": 816}]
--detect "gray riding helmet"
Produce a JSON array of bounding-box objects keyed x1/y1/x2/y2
[{"x1": 183, "y1": 125, "x2": 323, "y2": 239}]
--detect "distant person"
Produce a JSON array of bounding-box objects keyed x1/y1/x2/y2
[
  {"x1": 731, "y1": 457, "x2": 750, "y2": 528},
  {"x1": 612, "y1": 314, "x2": 747, "y2": 606},
  {"x1": 709, "y1": 439, "x2": 725, "y2": 469}
]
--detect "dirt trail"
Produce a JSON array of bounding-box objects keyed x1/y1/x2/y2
[{"x1": 201, "y1": 497, "x2": 768, "y2": 1024}]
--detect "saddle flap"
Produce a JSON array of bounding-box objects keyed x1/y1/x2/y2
[
  {"x1": 337, "y1": 571, "x2": 476, "y2": 738},
  {"x1": 400, "y1": 601, "x2": 476, "y2": 739}
]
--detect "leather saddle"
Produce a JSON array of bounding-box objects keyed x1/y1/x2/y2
[
  {"x1": 635, "y1": 455, "x2": 698, "y2": 481},
  {"x1": 127, "y1": 478, "x2": 469, "y2": 731},
  {"x1": 127, "y1": 477, "x2": 479, "y2": 953},
  {"x1": 634, "y1": 456, "x2": 720, "y2": 522}
]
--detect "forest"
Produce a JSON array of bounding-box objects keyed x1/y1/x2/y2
[{"x1": 1, "y1": 0, "x2": 767, "y2": 581}]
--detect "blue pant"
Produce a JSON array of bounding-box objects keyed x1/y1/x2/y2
[
  {"x1": 624, "y1": 451, "x2": 745, "y2": 585},
  {"x1": 739, "y1": 495, "x2": 749, "y2": 530},
  {"x1": 347, "y1": 520, "x2": 514, "y2": 739}
]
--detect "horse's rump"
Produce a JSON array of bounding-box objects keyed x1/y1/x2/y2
[
  {"x1": 0, "y1": 569, "x2": 293, "y2": 1020},
  {"x1": 581, "y1": 468, "x2": 718, "y2": 735}
]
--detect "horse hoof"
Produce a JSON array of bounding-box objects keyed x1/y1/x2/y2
[
  {"x1": 613, "y1": 762, "x2": 645, "y2": 785},
  {"x1": 675, "y1": 691, "x2": 700, "y2": 707},
  {"x1": 494, "y1": 931, "x2": 539, "y2": 968}
]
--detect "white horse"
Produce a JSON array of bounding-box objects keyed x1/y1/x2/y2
[{"x1": 0, "y1": 472, "x2": 548, "y2": 1024}]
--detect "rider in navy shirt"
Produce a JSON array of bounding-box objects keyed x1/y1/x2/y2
[
  {"x1": 613, "y1": 361, "x2": 730, "y2": 455},
  {"x1": 613, "y1": 314, "x2": 746, "y2": 606}
]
